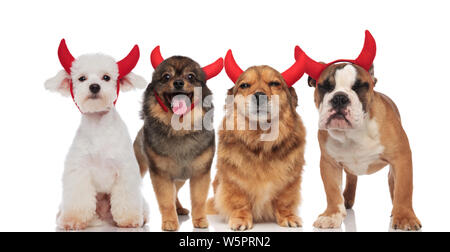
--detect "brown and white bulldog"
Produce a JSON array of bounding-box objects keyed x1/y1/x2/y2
[{"x1": 295, "y1": 31, "x2": 421, "y2": 231}]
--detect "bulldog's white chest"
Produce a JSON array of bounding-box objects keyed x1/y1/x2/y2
[{"x1": 325, "y1": 119, "x2": 385, "y2": 176}]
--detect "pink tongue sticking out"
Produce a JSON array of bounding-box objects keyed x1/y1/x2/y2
[{"x1": 171, "y1": 97, "x2": 188, "y2": 115}]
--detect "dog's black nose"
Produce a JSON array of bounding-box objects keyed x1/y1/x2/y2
[
  {"x1": 254, "y1": 92, "x2": 267, "y2": 106},
  {"x1": 89, "y1": 84, "x2": 101, "y2": 94},
  {"x1": 331, "y1": 92, "x2": 350, "y2": 109},
  {"x1": 173, "y1": 80, "x2": 184, "y2": 90}
]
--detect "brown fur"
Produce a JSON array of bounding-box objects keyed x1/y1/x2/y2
[
  {"x1": 208, "y1": 66, "x2": 306, "y2": 230},
  {"x1": 311, "y1": 63, "x2": 421, "y2": 231},
  {"x1": 311, "y1": 63, "x2": 375, "y2": 112}
]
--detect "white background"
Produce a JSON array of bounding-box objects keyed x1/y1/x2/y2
[{"x1": 0, "y1": 0, "x2": 448, "y2": 232}]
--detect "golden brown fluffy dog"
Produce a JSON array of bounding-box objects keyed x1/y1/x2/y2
[
  {"x1": 134, "y1": 48, "x2": 223, "y2": 231},
  {"x1": 207, "y1": 51, "x2": 306, "y2": 231}
]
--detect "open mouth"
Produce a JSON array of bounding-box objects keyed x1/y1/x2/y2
[
  {"x1": 326, "y1": 111, "x2": 352, "y2": 127},
  {"x1": 163, "y1": 92, "x2": 194, "y2": 115}
]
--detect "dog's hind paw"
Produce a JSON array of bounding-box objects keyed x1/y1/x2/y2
[{"x1": 177, "y1": 207, "x2": 190, "y2": 216}]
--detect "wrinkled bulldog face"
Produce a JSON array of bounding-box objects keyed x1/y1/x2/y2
[{"x1": 310, "y1": 63, "x2": 375, "y2": 130}]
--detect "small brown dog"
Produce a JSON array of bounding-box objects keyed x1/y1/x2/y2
[
  {"x1": 207, "y1": 50, "x2": 306, "y2": 231},
  {"x1": 134, "y1": 46, "x2": 223, "y2": 231}
]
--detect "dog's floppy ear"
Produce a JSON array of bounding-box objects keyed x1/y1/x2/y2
[
  {"x1": 288, "y1": 87, "x2": 299, "y2": 108},
  {"x1": 307, "y1": 76, "x2": 317, "y2": 88},
  {"x1": 119, "y1": 72, "x2": 148, "y2": 92},
  {"x1": 369, "y1": 65, "x2": 377, "y2": 86},
  {"x1": 44, "y1": 70, "x2": 71, "y2": 97},
  {"x1": 227, "y1": 87, "x2": 234, "y2": 96},
  {"x1": 306, "y1": 61, "x2": 326, "y2": 88}
]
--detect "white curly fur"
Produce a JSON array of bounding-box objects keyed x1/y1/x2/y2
[{"x1": 45, "y1": 53, "x2": 149, "y2": 230}]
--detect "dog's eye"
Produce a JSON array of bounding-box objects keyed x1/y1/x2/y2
[
  {"x1": 352, "y1": 81, "x2": 369, "y2": 91},
  {"x1": 103, "y1": 75, "x2": 111, "y2": 82},
  {"x1": 239, "y1": 83, "x2": 251, "y2": 89},
  {"x1": 269, "y1": 81, "x2": 281, "y2": 87},
  {"x1": 318, "y1": 80, "x2": 333, "y2": 92},
  {"x1": 163, "y1": 74, "x2": 171, "y2": 80},
  {"x1": 187, "y1": 74, "x2": 195, "y2": 80},
  {"x1": 78, "y1": 76, "x2": 87, "y2": 82}
]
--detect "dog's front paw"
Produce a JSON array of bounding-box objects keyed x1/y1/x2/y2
[
  {"x1": 58, "y1": 212, "x2": 91, "y2": 230},
  {"x1": 229, "y1": 217, "x2": 253, "y2": 231},
  {"x1": 392, "y1": 209, "x2": 421, "y2": 231},
  {"x1": 277, "y1": 215, "x2": 303, "y2": 228},
  {"x1": 313, "y1": 213, "x2": 344, "y2": 229},
  {"x1": 113, "y1": 212, "x2": 144, "y2": 228},
  {"x1": 116, "y1": 218, "x2": 143, "y2": 228},
  {"x1": 162, "y1": 219, "x2": 179, "y2": 231},
  {"x1": 193, "y1": 217, "x2": 209, "y2": 229}
]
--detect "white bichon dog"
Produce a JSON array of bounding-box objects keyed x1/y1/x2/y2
[{"x1": 45, "y1": 39, "x2": 149, "y2": 230}]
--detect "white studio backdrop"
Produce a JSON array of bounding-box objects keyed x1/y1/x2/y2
[{"x1": 0, "y1": 0, "x2": 448, "y2": 231}]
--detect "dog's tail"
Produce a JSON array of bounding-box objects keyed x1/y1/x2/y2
[
  {"x1": 133, "y1": 129, "x2": 149, "y2": 178},
  {"x1": 206, "y1": 197, "x2": 218, "y2": 215}
]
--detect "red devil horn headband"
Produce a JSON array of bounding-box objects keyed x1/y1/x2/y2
[
  {"x1": 295, "y1": 30, "x2": 376, "y2": 81},
  {"x1": 58, "y1": 39, "x2": 75, "y2": 74},
  {"x1": 224, "y1": 50, "x2": 243, "y2": 84},
  {"x1": 225, "y1": 49, "x2": 305, "y2": 87},
  {"x1": 353, "y1": 30, "x2": 377, "y2": 70},
  {"x1": 117, "y1": 45, "x2": 140, "y2": 79},
  {"x1": 58, "y1": 39, "x2": 140, "y2": 79},
  {"x1": 150, "y1": 46, "x2": 224, "y2": 80},
  {"x1": 57, "y1": 39, "x2": 140, "y2": 112}
]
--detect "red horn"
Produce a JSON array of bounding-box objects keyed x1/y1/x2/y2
[
  {"x1": 150, "y1": 46, "x2": 164, "y2": 69},
  {"x1": 224, "y1": 50, "x2": 244, "y2": 84},
  {"x1": 202, "y1": 58, "x2": 224, "y2": 80},
  {"x1": 294, "y1": 45, "x2": 325, "y2": 81},
  {"x1": 117, "y1": 45, "x2": 140, "y2": 80},
  {"x1": 282, "y1": 51, "x2": 306, "y2": 87},
  {"x1": 58, "y1": 39, "x2": 75, "y2": 74},
  {"x1": 354, "y1": 30, "x2": 376, "y2": 71}
]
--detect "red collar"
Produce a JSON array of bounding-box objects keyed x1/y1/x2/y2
[
  {"x1": 70, "y1": 80, "x2": 120, "y2": 113},
  {"x1": 154, "y1": 91, "x2": 197, "y2": 117}
]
